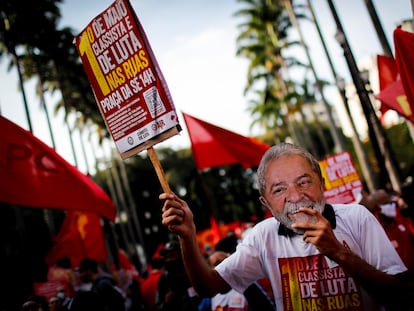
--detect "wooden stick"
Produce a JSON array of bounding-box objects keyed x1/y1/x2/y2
[{"x1": 147, "y1": 146, "x2": 171, "y2": 193}]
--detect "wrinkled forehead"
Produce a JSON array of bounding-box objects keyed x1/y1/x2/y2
[{"x1": 266, "y1": 154, "x2": 317, "y2": 180}]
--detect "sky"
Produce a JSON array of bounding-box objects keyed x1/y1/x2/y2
[{"x1": 0, "y1": 0, "x2": 412, "y2": 174}]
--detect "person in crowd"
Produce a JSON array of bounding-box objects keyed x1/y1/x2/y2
[
  {"x1": 155, "y1": 240, "x2": 200, "y2": 311},
  {"x1": 70, "y1": 291, "x2": 104, "y2": 311},
  {"x1": 160, "y1": 142, "x2": 413, "y2": 310},
  {"x1": 214, "y1": 235, "x2": 275, "y2": 311},
  {"x1": 47, "y1": 257, "x2": 76, "y2": 299},
  {"x1": 75, "y1": 258, "x2": 125, "y2": 311},
  {"x1": 124, "y1": 278, "x2": 148, "y2": 311},
  {"x1": 21, "y1": 301, "x2": 41, "y2": 311},
  {"x1": 48, "y1": 296, "x2": 63, "y2": 311},
  {"x1": 21, "y1": 296, "x2": 47, "y2": 311},
  {"x1": 360, "y1": 188, "x2": 414, "y2": 271},
  {"x1": 141, "y1": 255, "x2": 165, "y2": 311},
  {"x1": 207, "y1": 250, "x2": 249, "y2": 311},
  {"x1": 55, "y1": 285, "x2": 73, "y2": 311}
]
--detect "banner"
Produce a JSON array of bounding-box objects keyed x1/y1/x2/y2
[
  {"x1": 0, "y1": 116, "x2": 116, "y2": 221},
  {"x1": 319, "y1": 152, "x2": 363, "y2": 204},
  {"x1": 75, "y1": 0, "x2": 181, "y2": 159}
]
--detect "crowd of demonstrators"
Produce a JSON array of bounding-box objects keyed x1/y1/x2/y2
[
  {"x1": 359, "y1": 187, "x2": 414, "y2": 271},
  {"x1": 19, "y1": 144, "x2": 414, "y2": 311},
  {"x1": 21, "y1": 255, "x2": 149, "y2": 311},
  {"x1": 160, "y1": 142, "x2": 414, "y2": 310},
  {"x1": 155, "y1": 240, "x2": 200, "y2": 311}
]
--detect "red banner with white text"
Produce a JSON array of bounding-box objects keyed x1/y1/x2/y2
[{"x1": 75, "y1": 0, "x2": 180, "y2": 159}]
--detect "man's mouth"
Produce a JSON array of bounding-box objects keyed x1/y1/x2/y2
[
  {"x1": 289, "y1": 209, "x2": 317, "y2": 225},
  {"x1": 289, "y1": 210, "x2": 308, "y2": 223}
]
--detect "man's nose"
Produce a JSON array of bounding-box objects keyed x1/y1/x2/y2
[{"x1": 286, "y1": 184, "x2": 304, "y2": 202}]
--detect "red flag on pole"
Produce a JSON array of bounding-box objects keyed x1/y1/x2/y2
[
  {"x1": 45, "y1": 211, "x2": 107, "y2": 268},
  {"x1": 0, "y1": 115, "x2": 116, "y2": 221},
  {"x1": 182, "y1": 113, "x2": 270, "y2": 170},
  {"x1": 377, "y1": 55, "x2": 398, "y2": 90},
  {"x1": 375, "y1": 79, "x2": 414, "y2": 123},
  {"x1": 394, "y1": 26, "x2": 414, "y2": 116}
]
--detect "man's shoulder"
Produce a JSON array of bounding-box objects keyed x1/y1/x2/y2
[
  {"x1": 331, "y1": 202, "x2": 368, "y2": 214},
  {"x1": 247, "y1": 218, "x2": 278, "y2": 235}
]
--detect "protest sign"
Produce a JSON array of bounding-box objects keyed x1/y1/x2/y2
[
  {"x1": 320, "y1": 152, "x2": 363, "y2": 204},
  {"x1": 74, "y1": 0, "x2": 181, "y2": 161}
]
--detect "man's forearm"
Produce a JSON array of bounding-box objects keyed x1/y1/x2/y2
[{"x1": 179, "y1": 233, "x2": 229, "y2": 297}]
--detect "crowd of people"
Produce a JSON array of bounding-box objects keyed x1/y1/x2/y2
[
  {"x1": 21, "y1": 142, "x2": 414, "y2": 311},
  {"x1": 20, "y1": 230, "x2": 268, "y2": 311}
]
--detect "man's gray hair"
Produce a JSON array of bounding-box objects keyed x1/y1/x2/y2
[{"x1": 257, "y1": 143, "x2": 323, "y2": 195}]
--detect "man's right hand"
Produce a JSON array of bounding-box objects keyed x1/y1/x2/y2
[{"x1": 160, "y1": 192, "x2": 196, "y2": 238}]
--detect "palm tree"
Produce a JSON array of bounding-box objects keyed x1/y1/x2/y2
[
  {"x1": 235, "y1": 0, "x2": 325, "y2": 157},
  {"x1": 0, "y1": 0, "x2": 64, "y2": 129},
  {"x1": 235, "y1": 0, "x2": 296, "y2": 141},
  {"x1": 283, "y1": 0, "x2": 346, "y2": 154}
]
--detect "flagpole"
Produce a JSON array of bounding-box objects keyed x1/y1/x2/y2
[
  {"x1": 108, "y1": 145, "x2": 139, "y2": 262},
  {"x1": 110, "y1": 148, "x2": 143, "y2": 269},
  {"x1": 364, "y1": 2, "x2": 414, "y2": 145},
  {"x1": 78, "y1": 125, "x2": 91, "y2": 174},
  {"x1": 307, "y1": 0, "x2": 376, "y2": 193},
  {"x1": 101, "y1": 142, "x2": 131, "y2": 265},
  {"x1": 1, "y1": 11, "x2": 33, "y2": 133},
  {"x1": 327, "y1": 0, "x2": 402, "y2": 192},
  {"x1": 147, "y1": 147, "x2": 171, "y2": 193},
  {"x1": 363, "y1": 0, "x2": 393, "y2": 58},
  {"x1": 115, "y1": 153, "x2": 147, "y2": 270},
  {"x1": 284, "y1": 0, "x2": 347, "y2": 154}
]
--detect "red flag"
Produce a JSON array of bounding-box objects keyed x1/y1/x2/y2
[
  {"x1": 377, "y1": 54, "x2": 398, "y2": 118},
  {"x1": 209, "y1": 215, "x2": 222, "y2": 242},
  {"x1": 0, "y1": 115, "x2": 116, "y2": 221},
  {"x1": 182, "y1": 113, "x2": 270, "y2": 170},
  {"x1": 375, "y1": 79, "x2": 414, "y2": 123},
  {"x1": 45, "y1": 211, "x2": 107, "y2": 268},
  {"x1": 394, "y1": 26, "x2": 414, "y2": 116},
  {"x1": 377, "y1": 55, "x2": 398, "y2": 90}
]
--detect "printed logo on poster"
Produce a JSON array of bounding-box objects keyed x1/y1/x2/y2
[
  {"x1": 74, "y1": 0, "x2": 181, "y2": 159},
  {"x1": 319, "y1": 152, "x2": 363, "y2": 204}
]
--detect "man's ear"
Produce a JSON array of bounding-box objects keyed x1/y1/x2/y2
[
  {"x1": 259, "y1": 196, "x2": 269, "y2": 207},
  {"x1": 260, "y1": 196, "x2": 274, "y2": 217}
]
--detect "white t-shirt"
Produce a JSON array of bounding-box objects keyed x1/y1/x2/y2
[
  {"x1": 211, "y1": 288, "x2": 249, "y2": 311},
  {"x1": 215, "y1": 203, "x2": 407, "y2": 311}
]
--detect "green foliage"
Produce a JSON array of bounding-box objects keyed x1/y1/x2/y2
[{"x1": 386, "y1": 122, "x2": 414, "y2": 181}]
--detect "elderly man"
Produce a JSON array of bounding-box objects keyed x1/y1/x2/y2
[{"x1": 160, "y1": 143, "x2": 412, "y2": 310}]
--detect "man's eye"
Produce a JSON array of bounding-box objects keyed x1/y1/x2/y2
[
  {"x1": 272, "y1": 187, "x2": 286, "y2": 195},
  {"x1": 298, "y1": 179, "x2": 312, "y2": 188}
]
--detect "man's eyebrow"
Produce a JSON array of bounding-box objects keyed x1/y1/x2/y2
[
  {"x1": 294, "y1": 173, "x2": 312, "y2": 182},
  {"x1": 269, "y1": 181, "x2": 285, "y2": 190},
  {"x1": 269, "y1": 173, "x2": 312, "y2": 190}
]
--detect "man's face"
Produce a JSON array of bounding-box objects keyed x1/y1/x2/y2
[{"x1": 260, "y1": 154, "x2": 325, "y2": 234}]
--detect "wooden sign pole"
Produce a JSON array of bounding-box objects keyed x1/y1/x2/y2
[{"x1": 147, "y1": 147, "x2": 171, "y2": 194}]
